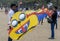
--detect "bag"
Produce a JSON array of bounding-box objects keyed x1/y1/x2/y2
[{"x1": 47, "y1": 17, "x2": 53, "y2": 23}]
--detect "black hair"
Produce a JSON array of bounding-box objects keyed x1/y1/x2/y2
[
  {"x1": 26, "y1": 8, "x2": 28, "y2": 10},
  {"x1": 54, "y1": 6, "x2": 58, "y2": 10},
  {"x1": 10, "y1": 4, "x2": 16, "y2": 8}
]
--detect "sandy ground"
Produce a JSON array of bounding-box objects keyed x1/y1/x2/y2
[{"x1": 0, "y1": 10, "x2": 60, "y2": 41}]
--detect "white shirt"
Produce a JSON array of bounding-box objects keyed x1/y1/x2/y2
[
  {"x1": 8, "y1": 9, "x2": 14, "y2": 20},
  {"x1": 8, "y1": 9, "x2": 14, "y2": 25}
]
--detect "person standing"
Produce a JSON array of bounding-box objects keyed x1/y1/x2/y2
[
  {"x1": 8, "y1": 4, "x2": 17, "y2": 41},
  {"x1": 49, "y1": 6, "x2": 58, "y2": 39}
]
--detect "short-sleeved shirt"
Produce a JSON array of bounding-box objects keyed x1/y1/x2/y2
[
  {"x1": 8, "y1": 9, "x2": 14, "y2": 25},
  {"x1": 8, "y1": 9, "x2": 14, "y2": 20}
]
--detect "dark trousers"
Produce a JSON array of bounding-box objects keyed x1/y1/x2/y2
[
  {"x1": 51, "y1": 23, "x2": 55, "y2": 38},
  {"x1": 56, "y1": 20, "x2": 57, "y2": 29},
  {"x1": 8, "y1": 37, "x2": 12, "y2": 41},
  {"x1": 41, "y1": 19, "x2": 43, "y2": 25}
]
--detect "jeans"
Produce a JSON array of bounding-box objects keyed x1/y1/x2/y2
[{"x1": 51, "y1": 23, "x2": 55, "y2": 38}]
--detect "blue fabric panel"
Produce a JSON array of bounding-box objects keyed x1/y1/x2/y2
[{"x1": 37, "y1": 13, "x2": 47, "y2": 22}]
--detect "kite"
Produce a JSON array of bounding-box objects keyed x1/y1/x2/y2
[{"x1": 8, "y1": 8, "x2": 52, "y2": 40}]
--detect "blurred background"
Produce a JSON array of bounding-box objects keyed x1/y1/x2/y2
[{"x1": 0, "y1": 0, "x2": 60, "y2": 9}]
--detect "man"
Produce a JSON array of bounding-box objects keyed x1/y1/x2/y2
[
  {"x1": 8, "y1": 4, "x2": 17, "y2": 41},
  {"x1": 8, "y1": 4, "x2": 17, "y2": 22},
  {"x1": 49, "y1": 6, "x2": 58, "y2": 39}
]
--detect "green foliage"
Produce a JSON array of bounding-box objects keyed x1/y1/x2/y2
[{"x1": 0, "y1": 0, "x2": 59, "y2": 7}]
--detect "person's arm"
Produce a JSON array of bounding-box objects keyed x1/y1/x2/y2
[{"x1": 8, "y1": 10, "x2": 14, "y2": 20}]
